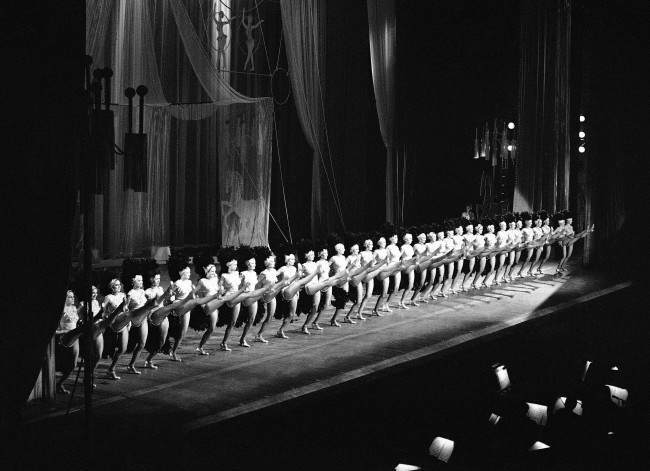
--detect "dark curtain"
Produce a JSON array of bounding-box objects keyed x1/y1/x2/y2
[
  {"x1": 514, "y1": 0, "x2": 571, "y2": 213},
  {"x1": 0, "y1": 1, "x2": 81, "y2": 432},
  {"x1": 572, "y1": 0, "x2": 647, "y2": 276}
]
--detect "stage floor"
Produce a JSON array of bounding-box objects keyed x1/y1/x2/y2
[{"x1": 23, "y1": 265, "x2": 631, "y2": 435}]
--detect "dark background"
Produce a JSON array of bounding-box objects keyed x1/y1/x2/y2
[{"x1": 1, "y1": 0, "x2": 647, "y2": 465}]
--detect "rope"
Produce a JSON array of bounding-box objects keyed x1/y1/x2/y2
[{"x1": 255, "y1": 0, "x2": 293, "y2": 245}]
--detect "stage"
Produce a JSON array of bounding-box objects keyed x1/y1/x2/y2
[{"x1": 24, "y1": 266, "x2": 631, "y2": 432}]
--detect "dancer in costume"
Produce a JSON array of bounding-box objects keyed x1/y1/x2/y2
[
  {"x1": 409, "y1": 233, "x2": 428, "y2": 305},
  {"x1": 167, "y1": 266, "x2": 194, "y2": 361},
  {"x1": 254, "y1": 254, "x2": 287, "y2": 343},
  {"x1": 329, "y1": 243, "x2": 351, "y2": 327},
  {"x1": 459, "y1": 220, "x2": 477, "y2": 291},
  {"x1": 372, "y1": 237, "x2": 401, "y2": 315},
  {"x1": 194, "y1": 263, "x2": 221, "y2": 354},
  {"x1": 311, "y1": 247, "x2": 332, "y2": 329},
  {"x1": 144, "y1": 272, "x2": 170, "y2": 369},
  {"x1": 384, "y1": 235, "x2": 403, "y2": 308},
  {"x1": 534, "y1": 211, "x2": 553, "y2": 275},
  {"x1": 515, "y1": 212, "x2": 535, "y2": 278},
  {"x1": 527, "y1": 212, "x2": 546, "y2": 277},
  {"x1": 55, "y1": 290, "x2": 80, "y2": 393},
  {"x1": 126, "y1": 274, "x2": 149, "y2": 374},
  {"x1": 274, "y1": 253, "x2": 318, "y2": 338},
  {"x1": 468, "y1": 221, "x2": 486, "y2": 289},
  {"x1": 104, "y1": 279, "x2": 127, "y2": 380}
]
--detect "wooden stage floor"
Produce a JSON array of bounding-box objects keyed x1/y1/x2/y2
[{"x1": 23, "y1": 265, "x2": 631, "y2": 436}]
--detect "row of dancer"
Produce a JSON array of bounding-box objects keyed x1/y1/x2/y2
[{"x1": 54, "y1": 210, "x2": 592, "y2": 388}]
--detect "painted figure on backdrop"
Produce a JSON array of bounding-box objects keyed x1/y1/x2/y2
[
  {"x1": 213, "y1": 6, "x2": 236, "y2": 71},
  {"x1": 241, "y1": 10, "x2": 264, "y2": 71}
]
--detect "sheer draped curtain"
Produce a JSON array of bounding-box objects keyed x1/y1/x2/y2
[
  {"x1": 367, "y1": 0, "x2": 397, "y2": 224},
  {"x1": 85, "y1": 0, "x2": 273, "y2": 257},
  {"x1": 280, "y1": 0, "x2": 327, "y2": 239}
]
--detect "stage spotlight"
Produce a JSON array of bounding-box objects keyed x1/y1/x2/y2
[
  {"x1": 508, "y1": 122, "x2": 515, "y2": 130},
  {"x1": 488, "y1": 413, "x2": 502, "y2": 426},
  {"x1": 492, "y1": 363, "x2": 511, "y2": 392},
  {"x1": 605, "y1": 385, "x2": 628, "y2": 407},
  {"x1": 507, "y1": 144, "x2": 513, "y2": 151},
  {"x1": 394, "y1": 465, "x2": 422, "y2": 471},
  {"x1": 578, "y1": 131, "x2": 586, "y2": 138},
  {"x1": 578, "y1": 145, "x2": 586, "y2": 153},
  {"x1": 428, "y1": 437, "x2": 454, "y2": 463},
  {"x1": 579, "y1": 115, "x2": 586, "y2": 122},
  {"x1": 525, "y1": 402, "x2": 548, "y2": 426}
]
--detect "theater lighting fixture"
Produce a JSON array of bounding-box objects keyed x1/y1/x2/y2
[
  {"x1": 578, "y1": 145, "x2": 586, "y2": 154},
  {"x1": 552, "y1": 397, "x2": 584, "y2": 416},
  {"x1": 580, "y1": 360, "x2": 592, "y2": 382},
  {"x1": 578, "y1": 131, "x2": 585, "y2": 138},
  {"x1": 507, "y1": 144, "x2": 513, "y2": 151},
  {"x1": 579, "y1": 115, "x2": 586, "y2": 122},
  {"x1": 492, "y1": 363, "x2": 511, "y2": 392},
  {"x1": 508, "y1": 122, "x2": 515, "y2": 130},
  {"x1": 488, "y1": 413, "x2": 502, "y2": 426},
  {"x1": 429, "y1": 437, "x2": 455, "y2": 463}
]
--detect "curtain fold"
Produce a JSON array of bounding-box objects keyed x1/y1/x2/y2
[
  {"x1": 514, "y1": 0, "x2": 571, "y2": 213},
  {"x1": 367, "y1": 0, "x2": 397, "y2": 224},
  {"x1": 280, "y1": 0, "x2": 326, "y2": 239},
  {"x1": 85, "y1": 0, "x2": 274, "y2": 256}
]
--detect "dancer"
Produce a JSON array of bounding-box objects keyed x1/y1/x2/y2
[
  {"x1": 420, "y1": 229, "x2": 443, "y2": 300},
  {"x1": 384, "y1": 235, "x2": 403, "y2": 308},
  {"x1": 534, "y1": 211, "x2": 554, "y2": 275},
  {"x1": 299, "y1": 249, "x2": 344, "y2": 333},
  {"x1": 468, "y1": 222, "x2": 486, "y2": 289},
  {"x1": 167, "y1": 266, "x2": 195, "y2": 361},
  {"x1": 395, "y1": 233, "x2": 416, "y2": 308},
  {"x1": 515, "y1": 212, "x2": 535, "y2": 278},
  {"x1": 312, "y1": 247, "x2": 332, "y2": 329},
  {"x1": 556, "y1": 210, "x2": 574, "y2": 272},
  {"x1": 409, "y1": 233, "x2": 428, "y2": 305},
  {"x1": 194, "y1": 263, "x2": 221, "y2": 354},
  {"x1": 253, "y1": 254, "x2": 288, "y2": 342},
  {"x1": 527, "y1": 212, "x2": 546, "y2": 277},
  {"x1": 447, "y1": 221, "x2": 466, "y2": 294},
  {"x1": 343, "y1": 244, "x2": 366, "y2": 322},
  {"x1": 104, "y1": 279, "x2": 127, "y2": 380},
  {"x1": 144, "y1": 272, "x2": 170, "y2": 369},
  {"x1": 441, "y1": 222, "x2": 458, "y2": 296},
  {"x1": 459, "y1": 220, "x2": 477, "y2": 291},
  {"x1": 481, "y1": 218, "x2": 499, "y2": 287},
  {"x1": 550, "y1": 212, "x2": 568, "y2": 274},
  {"x1": 372, "y1": 237, "x2": 393, "y2": 314},
  {"x1": 55, "y1": 290, "x2": 80, "y2": 393},
  {"x1": 494, "y1": 216, "x2": 511, "y2": 285},
  {"x1": 125, "y1": 274, "x2": 149, "y2": 374},
  {"x1": 329, "y1": 243, "x2": 351, "y2": 327},
  {"x1": 507, "y1": 214, "x2": 525, "y2": 280},
  {"x1": 274, "y1": 253, "x2": 318, "y2": 338},
  {"x1": 359, "y1": 240, "x2": 378, "y2": 316}
]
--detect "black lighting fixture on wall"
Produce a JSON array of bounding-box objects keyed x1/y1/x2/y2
[
  {"x1": 89, "y1": 66, "x2": 115, "y2": 193},
  {"x1": 123, "y1": 85, "x2": 148, "y2": 192}
]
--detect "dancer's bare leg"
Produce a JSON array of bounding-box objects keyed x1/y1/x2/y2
[
  {"x1": 399, "y1": 270, "x2": 415, "y2": 308},
  {"x1": 144, "y1": 318, "x2": 168, "y2": 369},
  {"x1": 107, "y1": 328, "x2": 128, "y2": 379},
  {"x1": 301, "y1": 290, "x2": 321, "y2": 334},
  {"x1": 385, "y1": 271, "x2": 401, "y2": 307},
  {"x1": 346, "y1": 283, "x2": 364, "y2": 321},
  {"x1": 127, "y1": 321, "x2": 148, "y2": 373},
  {"x1": 462, "y1": 257, "x2": 476, "y2": 291},
  {"x1": 170, "y1": 312, "x2": 190, "y2": 361},
  {"x1": 359, "y1": 278, "x2": 375, "y2": 316},
  {"x1": 221, "y1": 304, "x2": 241, "y2": 350},
  {"x1": 255, "y1": 298, "x2": 276, "y2": 343},
  {"x1": 373, "y1": 277, "x2": 390, "y2": 315},
  {"x1": 312, "y1": 287, "x2": 330, "y2": 328},
  {"x1": 442, "y1": 262, "x2": 455, "y2": 295},
  {"x1": 277, "y1": 297, "x2": 298, "y2": 338}
]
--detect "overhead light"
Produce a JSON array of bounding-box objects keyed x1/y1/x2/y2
[
  {"x1": 579, "y1": 115, "x2": 586, "y2": 122},
  {"x1": 578, "y1": 131, "x2": 586, "y2": 138},
  {"x1": 507, "y1": 145, "x2": 513, "y2": 151},
  {"x1": 525, "y1": 402, "x2": 548, "y2": 426},
  {"x1": 508, "y1": 122, "x2": 515, "y2": 130},
  {"x1": 578, "y1": 145, "x2": 586, "y2": 153},
  {"x1": 395, "y1": 465, "x2": 422, "y2": 471},
  {"x1": 605, "y1": 385, "x2": 628, "y2": 407},
  {"x1": 529, "y1": 441, "x2": 550, "y2": 451}
]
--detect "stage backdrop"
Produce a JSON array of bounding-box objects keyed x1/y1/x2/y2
[{"x1": 85, "y1": 0, "x2": 272, "y2": 257}]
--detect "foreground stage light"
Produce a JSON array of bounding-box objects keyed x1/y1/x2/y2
[
  {"x1": 428, "y1": 437, "x2": 455, "y2": 463},
  {"x1": 578, "y1": 145, "x2": 586, "y2": 153},
  {"x1": 508, "y1": 122, "x2": 515, "y2": 129},
  {"x1": 488, "y1": 413, "x2": 502, "y2": 426},
  {"x1": 580, "y1": 360, "x2": 592, "y2": 382},
  {"x1": 579, "y1": 115, "x2": 586, "y2": 122},
  {"x1": 605, "y1": 385, "x2": 629, "y2": 407},
  {"x1": 394, "y1": 464, "x2": 422, "y2": 471},
  {"x1": 492, "y1": 363, "x2": 511, "y2": 392},
  {"x1": 578, "y1": 131, "x2": 586, "y2": 138},
  {"x1": 525, "y1": 402, "x2": 548, "y2": 426}
]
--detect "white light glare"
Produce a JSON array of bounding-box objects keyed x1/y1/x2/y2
[
  {"x1": 579, "y1": 115, "x2": 586, "y2": 122},
  {"x1": 578, "y1": 145, "x2": 586, "y2": 153},
  {"x1": 578, "y1": 131, "x2": 585, "y2": 138},
  {"x1": 507, "y1": 122, "x2": 515, "y2": 130}
]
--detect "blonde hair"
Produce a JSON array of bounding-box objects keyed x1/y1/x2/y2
[{"x1": 108, "y1": 279, "x2": 122, "y2": 291}]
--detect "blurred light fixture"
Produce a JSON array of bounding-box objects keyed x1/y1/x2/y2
[
  {"x1": 579, "y1": 115, "x2": 586, "y2": 122},
  {"x1": 507, "y1": 145, "x2": 513, "y2": 152},
  {"x1": 578, "y1": 145, "x2": 586, "y2": 154},
  {"x1": 492, "y1": 363, "x2": 511, "y2": 392},
  {"x1": 429, "y1": 437, "x2": 455, "y2": 463},
  {"x1": 578, "y1": 131, "x2": 586, "y2": 138},
  {"x1": 508, "y1": 122, "x2": 515, "y2": 130}
]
